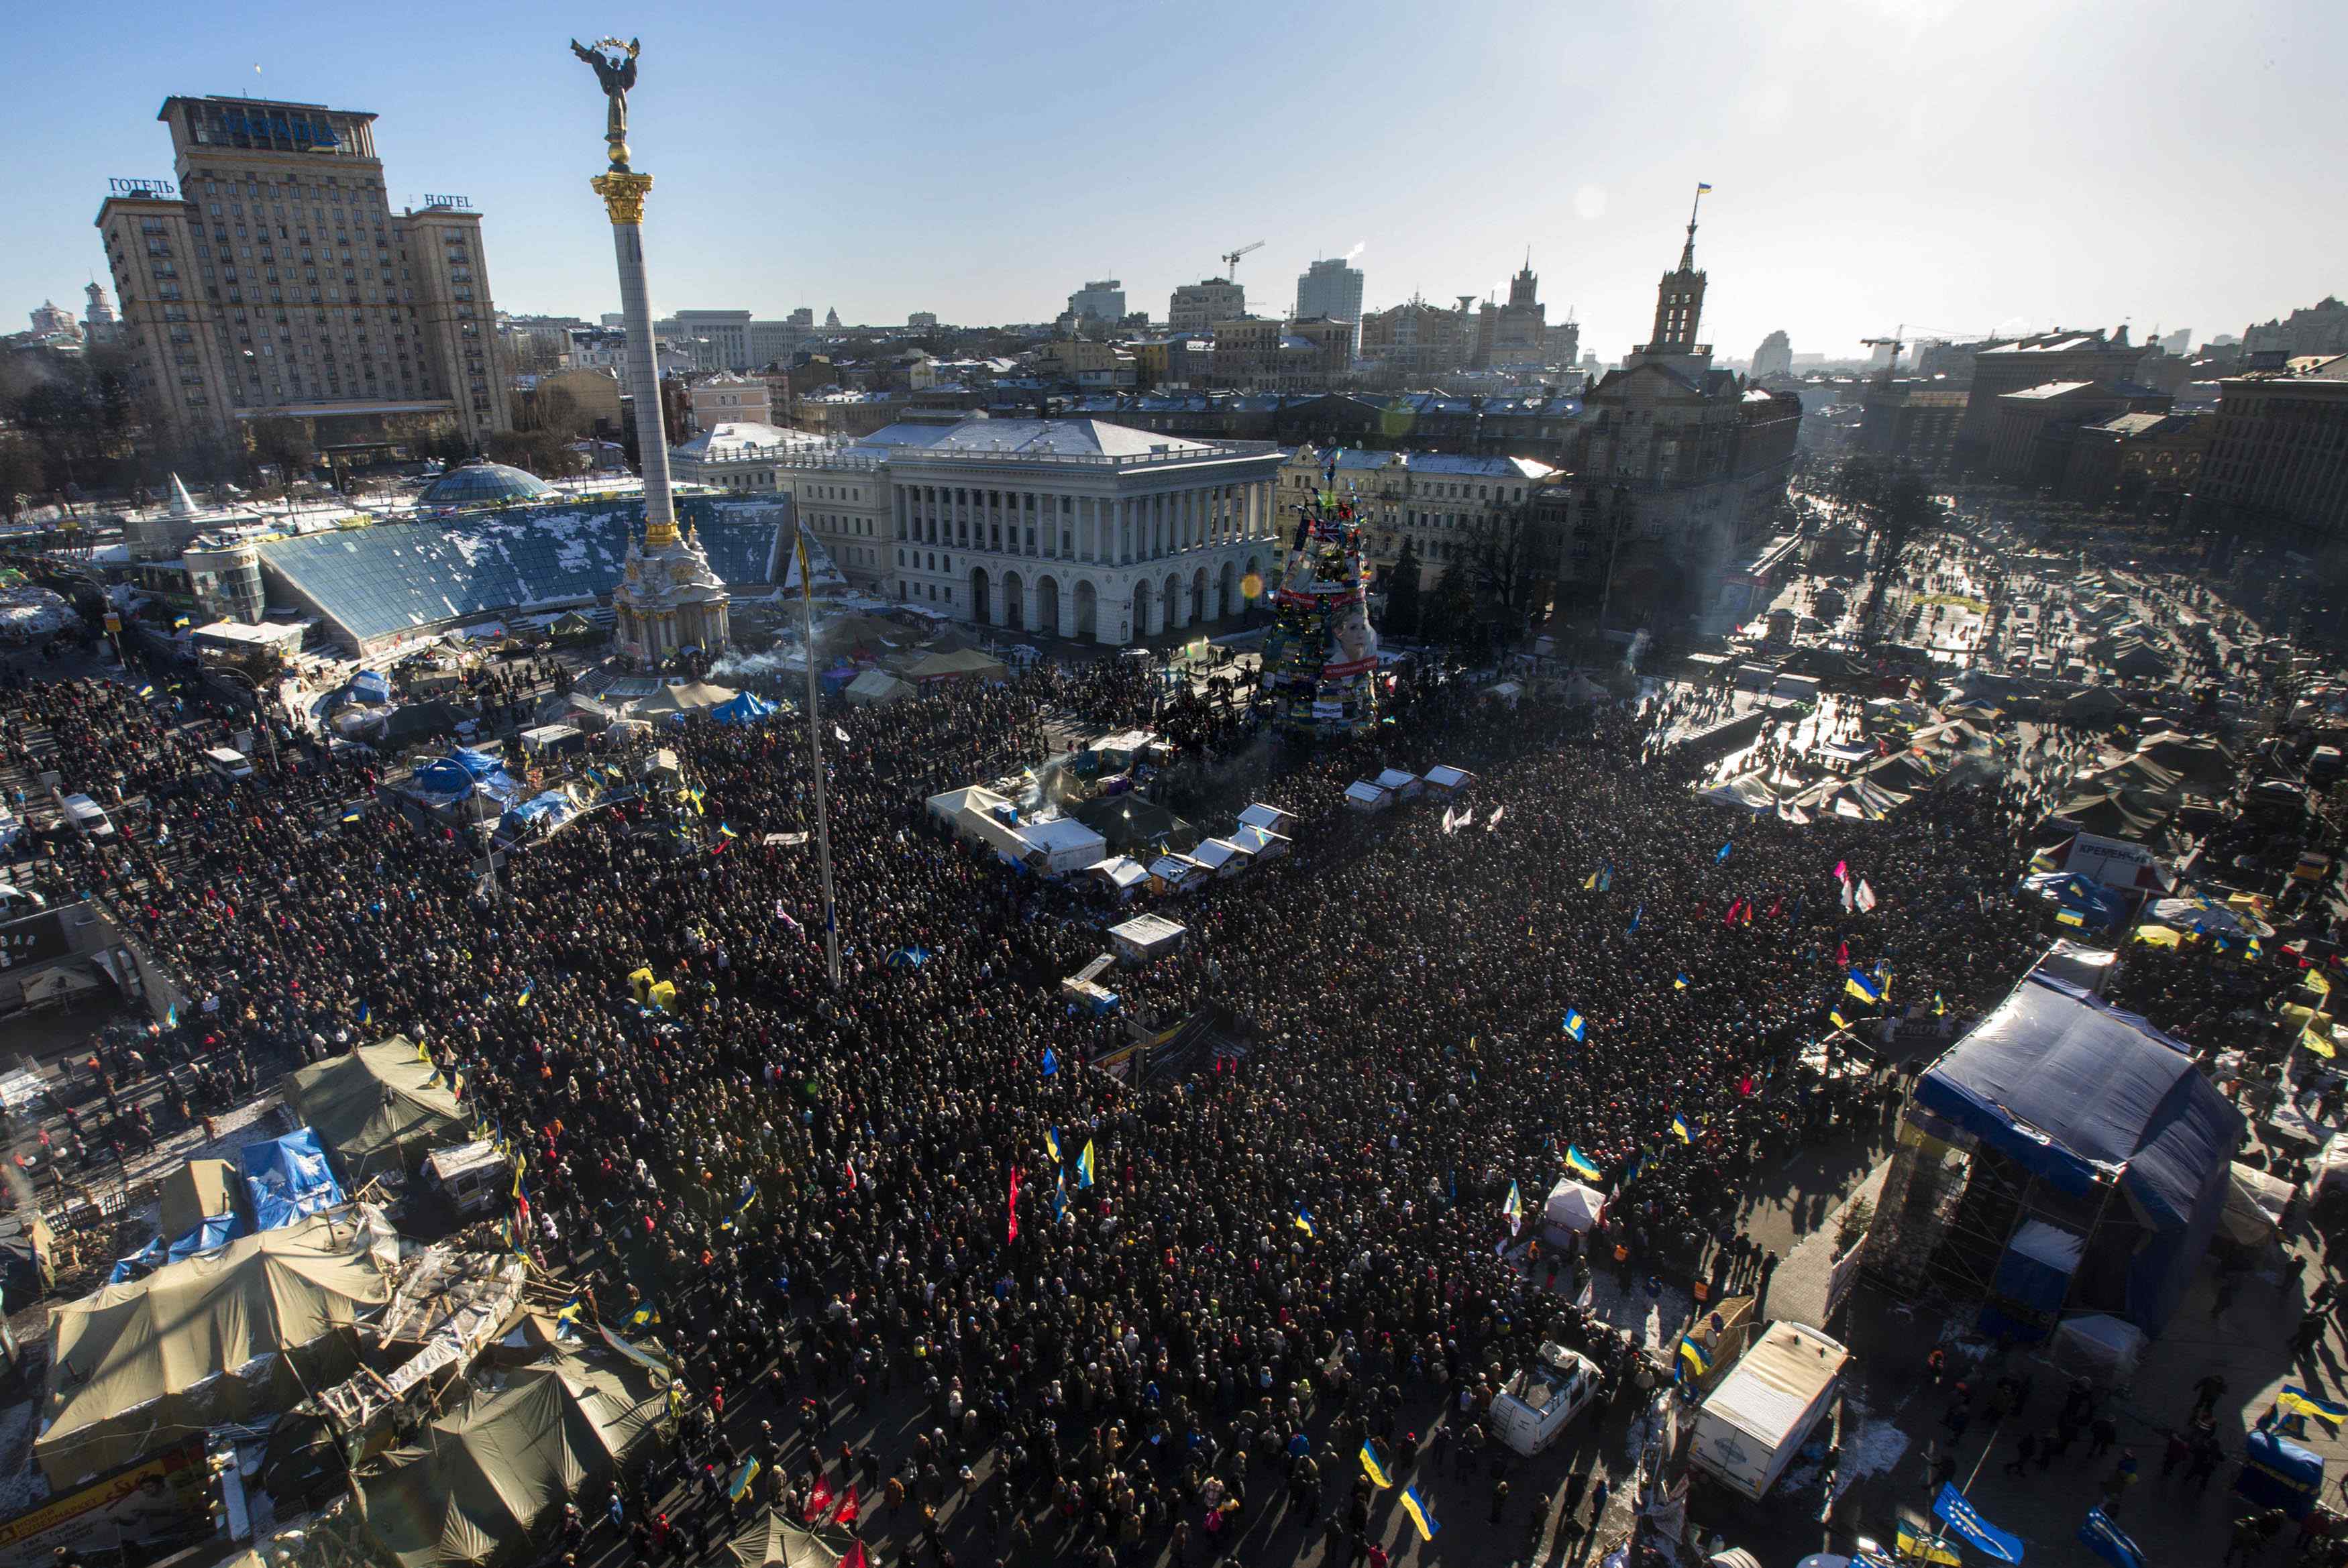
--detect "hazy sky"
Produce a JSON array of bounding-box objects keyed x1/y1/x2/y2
[{"x1": 10, "y1": 0, "x2": 2341, "y2": 361}]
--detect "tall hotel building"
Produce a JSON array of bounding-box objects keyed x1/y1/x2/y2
[{"x1": 93, "y1": 95, "x2": 511, "y2": 456}]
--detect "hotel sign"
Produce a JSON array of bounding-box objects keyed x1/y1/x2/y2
[
  {"x1": 107, "y1": 178, "x2": 177, "y2": 197},
  {"x1": 423, "y1": 194, "x2": 472, "y2": 209}
]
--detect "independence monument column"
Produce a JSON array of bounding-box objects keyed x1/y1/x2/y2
[{"x1": 573, "y1": 36, "x2": 729, "y2": 668}]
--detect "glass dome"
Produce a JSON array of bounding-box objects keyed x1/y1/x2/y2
[{"x1": 416, "y1": 461, "x2": 558, "y2": 510}]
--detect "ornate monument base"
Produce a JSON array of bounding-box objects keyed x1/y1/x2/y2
[{"x1": 613, "y1": 522, "x2": 731, "y2": 669}]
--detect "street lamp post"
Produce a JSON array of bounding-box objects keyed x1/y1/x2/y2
[{"x1": 215, "y1": 667, "x2": 282, "y2": 771}]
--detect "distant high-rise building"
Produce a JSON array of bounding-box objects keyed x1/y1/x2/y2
[
  {"x1": 94, "y1": 93, "x2": 510, "y2": 453},
  {"x1": 1067, "y1": 280, "x2": 1125, "y2": 323},
  {"x1": 908, "y1": 311, "x2": 938, "y2": 329},
  {"x1": 1752, "y1": 330, "x2": 1792, "y2": 379},
  {"x1": 2158, "y1": 327, "x2": 2192, "y2": 357},
  {"x1": 1169, "y1": 278, "x2": 1246, "y2": 335},
  {"x1": 81, "y1": 281, "x2": 118, "y2": 345},
  {"x1": 1474, "y1": 256, "x2": 1548, "y2": 368},
  {"x1": 1295, "y1": 258, "x2": 1365, "y2": 358}
]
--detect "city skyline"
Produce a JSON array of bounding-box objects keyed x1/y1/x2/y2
[{"x1": 7, "y1": 0, "x2": 2343, "y2": 363}]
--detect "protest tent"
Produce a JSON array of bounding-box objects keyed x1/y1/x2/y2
[
  {"x1": 1019, "y1": 816, "x2": 1108, "y2": 876},
  {"x1": 723, "y1": 1510, "x2": 850, "y2": 1568},
  {"x1": 2135, "y1": 730, "x2": 2237, "y2": 790},
  {"x1": 2019, "y1": 872, "x2": 2129, "y2": 930},
  {"x1": 1109, "y1": 913, "x2": 1187, "y2": 964},
  {"x1": 711, "y1": 690, "x2": 778, "y2": 726},
  {"x1": 1697, "y1": 773, "x2": 1778, "y2": 814},
  {"x1": 1900, "y1": 973, "x2": 2241, "y2": 1337},
  {"x1": 160, "y1": 1158, "x2": 239, "y2": 1243},
  {"x1": 1147, "y1": 854, "x2": 1212, "y2": 893},
  {"x1": 282, "y1": 1037, "x2": 471, "y2": 1188},
  {"x1": 353, "y1": 1347, "x2": 674, "y2": 1568},
  {"x1": 1541, "y1": 1178, "x2": 1607, "y2": 1237},
  {"x1": 903, "y1": 647, "x2": 1008, "y2": 685},
  {"x1": 1238, "y1": 802, "x2": 1297, "y2": 834},
  {"x1": 2060, "y1": 686, "x2": 2128, "y2": 726},
  {"x1": 843, "y1": 669, "x2": 914, "y2": 708},
  {"x1": 1421, "y1": 765, "x2": 1475, "y2": 795},
  {"x1": 1189, "y1": 838, "x2": 1252, "y2": 878},
  {"x1": 1343, "y1": 780, "x2": 1392, "y2": 814},
  {"x1": 1374, "y1": 768, "x2": 1423, "y2": 801},
  {"x1": 241, "y1": 1127, "x2": 349, "y2": 1231},
  {"x1": 632, "y1": 681, "x2": 736, "y2": 720},
  {"x1": 36, "y1": 1207, "x2": 399, "y2": 1487},
  {"x1": 1084, "y1": 856, "x2": 1151, "y2": 901}
]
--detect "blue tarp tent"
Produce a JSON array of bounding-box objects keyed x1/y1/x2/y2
[
  {"x1": 242, "y1": 1127, "x2": 348, "y2": 1230},
  {"x1": 1912, "y1": 972, "x2": 2241, "y2": 1335},
  {"x1": 712, "y1": 691, "x2": 777, "y2": 726},
  {"x1": 412, "y1": 758, "x2": 476, "y2": 801},
  {"x1": 508, "y1": 790, "x2": 578, "y2": 831},
  {"x1": 445, "y1": 747, "x2": 500, "y2": 779},
  {"x1": 2239, "y1": 1429, "x2": 2326, "y2": 1518},
  {"x1": 2020, "y1": 871, "x2": 2129, "y2": 929},
  {"x1": 349, "y1": 670, "x2": 392, "y2": 706},
  {"x1": 107, "y1": 1214, "x2": 242, "y2": 1284}
]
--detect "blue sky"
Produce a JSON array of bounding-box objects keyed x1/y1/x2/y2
[{"x1": 9, "y1": 0, "x2": 2341, "y2": 361}]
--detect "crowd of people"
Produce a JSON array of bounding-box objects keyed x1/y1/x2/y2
[{"x1": 0, "y1": 640, "x2": 2145, "y2": 1567}]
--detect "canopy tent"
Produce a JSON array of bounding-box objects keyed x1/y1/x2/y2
[
  {"x1": 843, "y1": 669, "x2": 914, "y2": 708},
  {"x1": 36, "y1": 1207, "x2": 399, "y2": 1487},
  {"x1": 711, "y1": 690, "x2": 778, "y2": 726},
  {"x1": 903, "y1": 647, "x2": 1009, "y2": 685},
  {"x1": 631, "y1": 681, "x2": 737, "y2": 719},
  {"x1": 1911, "y1": 973, "x2": 2242, "y2": 1335},
  {"x1": 1541, "y1": 1178, "x2": 1607, "y2": 1236},
  {"x1": 723, "y1": 1510, "x2": 849, "y2": 1568},
  {"x1": 2135, "y1": 730, "x2": 2238, "y2": 789},
  {"x1": 282, "y1": 1037, "x2": 471, "y2": 1188},
  {"x1": 1698, "y1": 773, "x2": 1779, "y2": 814},
  {"x1": 242, "y1": 1127, "x2": 349, "y2": 1231},
  {"x1": 2223, "y1": 1162, "x2": 2295, "y2": 1245},
  {"x1": 354, "y1": 1349, "x2": 674, "y2": 1568}
]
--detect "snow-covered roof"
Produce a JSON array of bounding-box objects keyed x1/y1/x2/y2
[
  {"x1": 673, "y1": 422, "x2": 831, "y2": 461},
  {"x1": 919, "y1": 418, "x2": 1222, "y2": 459}
]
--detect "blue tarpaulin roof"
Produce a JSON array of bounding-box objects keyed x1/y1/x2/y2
[
  {"x1": 241, "y1": 1127, "x2": 348, "y2": 1231},
  {"x1": 1913, "y1": 972, "x2": 2241, "y2": 1333},
  {"x1": 445, "y1": 747, "x2": 500, "y2": 779},
  {"x1": 2021, "y1": 871, "x2": 2129, "y2": 928},
  {"x1": 712, "y1": 691, "x2": 777, "y2": 726}
]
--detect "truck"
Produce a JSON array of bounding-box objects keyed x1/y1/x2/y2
[
  {"x1": 1687, "y1": 1321, "x2": 1851, "y2": 1502},
  {"x1": 1489, "y1": 1341, "x2": 1605, "y2": 1455}
]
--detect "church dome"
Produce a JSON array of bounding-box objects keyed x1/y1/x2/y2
[{"x1": 417, "y1": 461, "x2": 558, "y2": 510}]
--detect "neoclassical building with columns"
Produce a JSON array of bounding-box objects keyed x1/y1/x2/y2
[{"x1": 706, "y1": 417, "x2": 1289, "y2": 645}]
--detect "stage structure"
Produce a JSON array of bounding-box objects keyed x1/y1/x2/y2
[{"x1": 1257, "y1": 450, "x2": 1379, "y2": 737}]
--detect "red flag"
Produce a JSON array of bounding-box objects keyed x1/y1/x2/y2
[
  {"x1": 1738, "y1": 1075, "x2": 1756, "y2": 1097},
  {"x1": 1835, "y1": 940, "x2": 1850, "y2": 967},
  {"x1": 804, "y1": 1476, "x2": 833, "y2": 1524},
  {"x1": 833, "y1": 1485, "x2": 860, "y2": 1526},
  {"x1": 1766, "y1": 897, "x2": 1783, "y2": 919},
  {"x1": 843, "y1": 1545, "x2": 870, "y2": 1568},
  {"x1": 1007, "y1": 1166, "x2": 1022, "y2": 1245}
]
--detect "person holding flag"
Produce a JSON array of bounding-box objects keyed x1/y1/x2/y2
[{"x1": 1501, "y1": 1180, "x2": 1523, "y2": 1236}]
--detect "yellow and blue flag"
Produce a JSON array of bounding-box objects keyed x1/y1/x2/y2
[
  {"x1": 1501, "y1": 1181, "x2": 1523, "y2": 1235},
  {"x1": 1697, "y1": 181, "x2": 1715, "y2": 194},
  {"x1": 516, "y1": 983, "x2": 533, "y2": 1008},
  {"x1": 1397, "y1": 1485, "x2": 1440, "y2": 1541},
  {"x1": 1077, "y1": 1139, "x2": 1096, "y2": 1188},
  {"x1": 625, "y1": 1302, "x2": 661, "y2": 1333},
  {"x1": 1360, "y1": 1440, "x2": 1393, "y2": 1489},
  {"x1": 2056, "y1": 907, "x2": 2087, "y2": 928},
  {"x1": 1584, "y1": 869, "x2": 1599, "y2": 891},
  {"x1": 1562, "y1": 1009, "x2": 1587, "y2": 1043},
  {"x1": 1627, "y1": 903, "x2": 1642, "y2": 935},
  {"x1": 1845, "y1": 969, "x2": 1884, "y2": 1005},
  {"x1": 2280, "y1": 1385, "x2": 2347, "y2": 1431},
  {"x1": 356, "y1": 1001, "x2": 370, "y2": 1026},
  {"x1": 1830, "y1": 1008, "x2": 1853, "y2": 1031},
  {"x1": 1293, "y1": 1205, "x2": 1317, "y2": 1239},
  {"x1": 1676, "y1": 1336, "x2": 1712, "y2": 1380},
  {"x1": 1671, "y1": 1113, "x2": 1693, "y2": 1144},
  {"x1": 1565, "y1": 1145, "x2": 1602, "y2": 1182},
  {"x1": 1046, "y1": 1127, "x2": 1063, "y2": 1164},
  {"x1": 554, "y1": 1294, "x2": 584, "y2": 1337},
  {"x1": 1933, "y1": 991, "x2": 1947, "y2": 1017},
  {"x1": 729, "y1": 1455, "x2": 761, "y2": 1503},
  {"x1": 720, "y1": 1176, "x2": 757, "y2": 1233},
  {"x1": 1895, "y1": 1522, "x2": 1960, "y2": 1567},
  {"x1": 1674, "y1": 973, "x2": 1689, "y2": 991}
]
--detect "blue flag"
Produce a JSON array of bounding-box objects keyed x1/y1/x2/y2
[
  {"x1": 1934, "y1": 1484, "x2": 2023, "y2": 1564},
  {"x1": 2078, "y1": 1506, "x2": 2145, "y2": 1568},
  {"x1": 1627, "y1": 903, "x2": 1642, "y2": 935},
  {"x1": 1562, "y1": 1009, "x2": 1587, "y2": 1043},
  {"x1": 1040, "y1": 1048, "x2": 1059, "y2": 1078},
  {"x1": 1716, "y1": 841, "x2": 1733, "y2": 862}
]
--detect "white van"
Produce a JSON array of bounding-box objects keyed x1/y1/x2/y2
[
  {"x1": 1490, "y1": 1341, "x2": 1605, "y2": 1455},
  {"x1": 203, "y1": 747, "x2": 255, "y2": 781},
  {"x1": 59, "y1": 793, "x2": 114, "y2": 839}
]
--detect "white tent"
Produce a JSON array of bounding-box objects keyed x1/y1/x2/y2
[
  {"x1": 2049, "y1": 1314, "x2": 2147, "y2": 1386},
  {"x1": 1541, "y1": 1178, "x2": 1607, "y2": 1237},
  {"x1": 1228, "y1": 823, "x2": 1291, "y2": 860},
  {"x1": 1699, "y1": 773, "x2": 1780, "y2": 814},
  {"x1": 1020, "y1": 816, "x2": 1108, "y2": 876},
  {"x1": 2223, "y1": 1162, "x2": 2294, "y2": 1245},
  {"x1": 1085, "y1": 856, "x2": 1151, "y2": 901}
]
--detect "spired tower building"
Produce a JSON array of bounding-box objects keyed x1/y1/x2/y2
[
  {"x1": 1625, "y1": 184, "x2": 1714, "y2": 378},
  {"x1": 574, "y1": 36, "x2": 730, "y2": 669}
]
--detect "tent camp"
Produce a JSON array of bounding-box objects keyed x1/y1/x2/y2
[
  {"x1": 843, "y1": 669, "x2": 913, "y2": 708},
  {"x1": 631, "y1": 681, "x2": 736, "y2": 720},
  {"x1": 282, "y1": 1038, "x2": 471, "y2": 1188},
  {"x1": 723, "y1": 1510, "x2": 850, "y2": 1568},
  {"x1": 159, "y1": 1158, "x2": 239, "y2": 1243},
  {"x1": 904, "y1": 647, "x2": 1008, "y2": 685},
  {"x1": 1698, "y1": 773, "x2": 1779, "y2": 814},
  {"x1": 711, "y1": 690, "x2": 777, "y2": 726},
  {"x1": 2135, "y1": 730, "x2": 2237, "y2": 791},
  {"x1": 1904, "y1": 973, "x2": 2241, "y2": 1337},
  {"x1": 36, "y1": 1207, "x2": 400, "y2": 1486},
  {"x1": 353, "y1": 1347, "x2": 674, "y2": 1568}
]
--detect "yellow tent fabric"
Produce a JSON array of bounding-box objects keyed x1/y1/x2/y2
[
  {"x1": 37, "y1": 1209, "x2": 398, "y2": 1487},
  {"x1": 356, "y1": 1349, "x2": 672, "y2": 1568},
  {"x1": 724, "y1": 1510, "x2": 849, "y2": 1568},
  {"x1": 282, "y1": 1036, "x2": 470, "y2": 1186},
  {"x1": 647, "y1": 981, "x2": 678, "y2": 1011},
  {"x1": 2131, "y1": 926, "x2": 2182, "y2": 948}
]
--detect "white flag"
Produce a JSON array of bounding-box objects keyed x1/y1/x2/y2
[
  {"x1": 833, "y1": 724, "x2": 850, "y2": 744},
  {"x1": 1841, "y1": 877, "x2": 1856, "y2": 914},
  {"x1": 1485, "y1": 806, "x2": 1505, "y2": 830},
  {"x1": 1854, "y1": 879, "x2": 1878, "y2": 913}
]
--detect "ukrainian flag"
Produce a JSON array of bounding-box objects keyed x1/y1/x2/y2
[
  {"x1": 516, "y1": 983, "x2": 533, "y2": 1008},
  {"x1": 1397, "y1": 1485, "x2": 1440, "y2": 1541},
  {"x1": 2280, "y1": 1385, "x2": 2348, "y2": 1431},
  {"x1": 718, "y1": 822, "x2": 738, "y2": 839},
  {"x1": 341, "y1": 807, "x2": 364, "y2": 824},
  {"x1": 1360, "y1": 1439, "x2": 1393, "y2": 1489},
  {"x1": 1501, "y1": 1181, "x2": 1522, "y2": 1227},
  {"x1": 1046, "y1": 1127, "x2": 1063, "y2": 1164},
  {"x1": 356, "y1": 1001, "x2": 371, "y2": 1026},
  {"x1": 1674, "y1": 973, "x2": 1689, "y2": 991},
  {"x1": 1077, "y1": 1140, "x2": 1096, "y2": 1188},
  {"x1": 1671, "y1": 1113, "x2": 1693, "y2": 1144},
  {"x1": 2056, "y1": 907, "x2": 2087, "y2": 928},
  {"x1": 1563, "y1": 1009, "x2": 1587, "y2": 1043},
  {"x1": 720, "y1": 1176, "x2": 757, "y2": 1233},
  {"x1": 1293, "y1": 1204, "x2": 1317, "y2": 1239},
  {"x1": 1677, "y1": 1336, "x2": 1712, "y2": 1380},
  {"x1": 172, "y1": 616, "x2": 191, "y2": 630},
  {"x1": 1846, "y1": 969, "x2": 1883, "y2": 1005},
  {"x1": 625, "y1": 1302, "x2": 660, "y2": 1333},
  {"x1": 1895, "y1": 1522, "x2": 1960, "y2": 1567},
  {"x1": 1585, "y1": 869, "x2": 1600, "y2": 891},
  {"x1": 555, "y1": 1295, "x2": 584, "y2": 1336},
  {"x1": 1933, "y1": 991, "x2": 1947, "y2": 1017},
  {"x1": 729, "y1": 1455, "x2": 761, "y2": 1503},
  {"x1": 1565, "y1": 1145, "x2": 1602, "y2": 1181},
  {"x1": 1830, "y1": 1009, "x2": 1853, "y2": 1031},
  {"x1": 1696, "y1": 181, "x2": 1715, "y2": 194}
]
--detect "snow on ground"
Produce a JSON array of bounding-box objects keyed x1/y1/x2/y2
[{"x1": 0, "y1": 1386, "x2": 47, "y2": 1516}]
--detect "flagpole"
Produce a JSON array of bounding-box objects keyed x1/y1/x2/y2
[{"x1": 797, "y1": 537, "x2": 843, "y2": 989}]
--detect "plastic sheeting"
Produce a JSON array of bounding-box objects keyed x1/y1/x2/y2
[
  {"x1": 1913, "y1": 974, "x2": 2242, "y2": 1334},
  {"x1": 712, "y1": 691, "x2": 777, "y2": 726},
  {"x1": 242, "y1": 1127, "x2": 349, "y2": 1231}
]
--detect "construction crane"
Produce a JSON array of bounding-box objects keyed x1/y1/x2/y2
[
  {"x1": 1220, "y1": 240, "x2": 1263, "y2": 278},
  {"x1": 1860, "y1": 325, "x2": 1909, "y2": 376}
]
